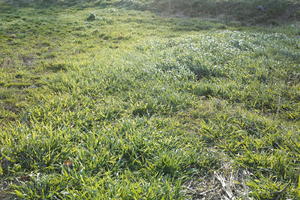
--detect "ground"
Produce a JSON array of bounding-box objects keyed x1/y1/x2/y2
[{"x1": 0, "y1": 1, "x2": 299, "y2": 199}]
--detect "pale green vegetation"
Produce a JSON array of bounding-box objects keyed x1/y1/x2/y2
[{"x1": 0, "y1": 0, "x2": 299, "y2": 199}]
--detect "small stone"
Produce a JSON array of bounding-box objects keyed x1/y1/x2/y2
[
  {"x1": 87, "y1": 13, "x2": 96, "y2": 21},
  {"x1": 257, "y1": 5, "x2": 266, "y2": 12}
]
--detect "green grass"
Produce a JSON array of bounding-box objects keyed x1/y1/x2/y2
[{"x1": 0, "y1": 0, "x2": 299, "y2": 199}]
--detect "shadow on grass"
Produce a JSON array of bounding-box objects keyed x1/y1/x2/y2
[
  {"x1": 3, "y1": 0, "x2": 299, "y2": 25},
  {"x1": 116, "y1": 0, "x2": 300, "y2": 25}
]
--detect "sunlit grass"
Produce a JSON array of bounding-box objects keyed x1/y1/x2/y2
[{"x1": 0, "y1": 1, "x2": 299, "y2": 199}]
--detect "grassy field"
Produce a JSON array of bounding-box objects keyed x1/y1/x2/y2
[{"x1": 0, "y1": 0, "x2": 299, "y2": 199}]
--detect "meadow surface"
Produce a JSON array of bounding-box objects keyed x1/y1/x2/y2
[{"x1": 0, "y1": 0, "x2": 299, "y2": 199}]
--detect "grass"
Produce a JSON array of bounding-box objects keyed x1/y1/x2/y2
[
  {"x1": 122, "y1": 0, "x2": 300, "y2": 24},
  {"x1": 0, "y1": 0, "x2": 299, "y2": 199}
]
